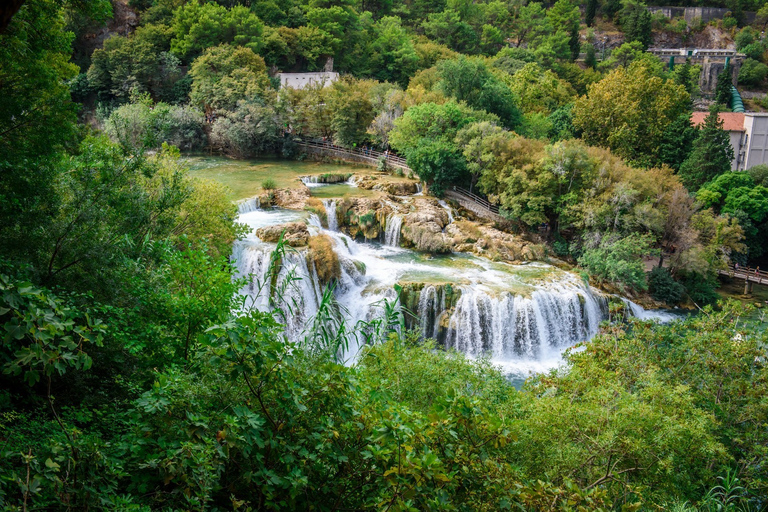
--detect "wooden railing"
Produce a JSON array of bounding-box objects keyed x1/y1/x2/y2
[
  {"x1": 719, "y1": 264, "x2": 768, "y2": 285},
  {"x1": 449, "y1": 186, "x2": 500, "y2": 215},
  {"x1": 293, "y1": 137, "x2": 411, "y2": 170}
]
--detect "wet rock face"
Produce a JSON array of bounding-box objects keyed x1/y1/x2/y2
[
  {"x1": 336, "y1": 198, "x2": 394, "y2": 240},
  {"x1": 401, "y1": 198, "x2": 451, "y2": 253},
  {"x1": 307, "y1": 234, "x2": 340, "y2": 285},
  {"x1": 256, "y1": 222, "x2": 310, "y2": 247}
]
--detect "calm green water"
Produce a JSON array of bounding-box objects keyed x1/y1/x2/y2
[{"x1": 184, "y1": 155, "x2": 373, "y2": 200}]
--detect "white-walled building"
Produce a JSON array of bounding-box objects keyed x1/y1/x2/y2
[{"x1": 690, "y1": 112, "x2": 768, "y2": 170}]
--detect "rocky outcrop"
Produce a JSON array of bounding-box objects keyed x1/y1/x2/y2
[
  {"x1": 336, "y1": 197, "x2": 397, "y2": 240},
  {"x1": 255, "y1": 222, "x2": 309, "y2": 247},
  {"x1": 307, "y1": 234, "x2": 340, "y2": 285},
  {"x1": 355, "y1": 175, "x2": 420, "y2": 195},
  {"x1": 400, "y1": 198, "x2": 451, "y2": 253},
  {"x1": 273, "y1": 187, "x2": 311, "y2": 210},
  {"x1": 446, "y1": 220, "x2": 546, "y2": 263}
]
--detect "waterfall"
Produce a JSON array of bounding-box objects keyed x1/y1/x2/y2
[
  {"x1": 440, "y1": 285, "x2": 605, "y2": 359},
  {"x1": 301, "y1": 176, "x2": 322, "y2": 188},
  {"x1": 323, "y1": 199, "x2": 338, "y2": 231},
  {"x1": 232, "y1": 206, "x2": 677, "y2": 376},
  {"x1": 622, "y1": 298, "x2": 680, "y2": 322},
  {"x1": 438, "y1": 200, "x2": 454, "y2": 224},
  {"x1": 417, "y1": 285, "x2": 445, "y2": 340},
  {"x1": 384, "y1": 214, "x2": 403, "y2": 246},
  {"x1": 415, "y1": 183, "x2": 423, "y2": 196},
  {"x1": 237, "y1": 197, "x2": 260, "y2": 214}
]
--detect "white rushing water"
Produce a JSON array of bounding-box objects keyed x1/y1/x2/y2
[
  {"x1": 237, "y1": 197, "x2": 261, "y2": 214},
  {"x1": 384, "y1": 214, "x2": 403, "y2": 246},
  {"x1": 232, "y1": 202, "x2": 677, "y2": 379},
  {"x1": 438, "y1": 200, "x2": 454, "y2": 224},
  {"x1": 323, "y1": 199, "x2": 338, "y2": 231}
]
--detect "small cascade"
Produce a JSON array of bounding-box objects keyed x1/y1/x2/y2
[
  {"x1": 237, "y1": 197, "x2": 261, "y2": 214},
  {"x1": 301, "y1": 176, "x2": 322, "y2": 188},
  {"x1": 414, "y1": 183, "x2": 423, "y2": 196},
  {"x1": 384, "y1": 214, "x2": 403, "y2": 247},
  {"x1": 438, "y1": 200, "x2": 454, "y2": 225},
  {"x1": 323, "y1": 199, "x2": 338, "y2": 231},
  {"x1": 417, "y1": 285, "x2": 446, "y2": 340},
  {"x1": 622, "y1": 298, "x2": 680, "y2": 322},
  {"x1": 346, "y1": 176, "x2": 358, "y2": 187}
]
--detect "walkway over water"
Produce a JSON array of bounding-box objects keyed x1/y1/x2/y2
[
  {"x1": 445, "y1": 186, "x2": 506, "y2": 223},
  {"x1": 293, "y1": 138, "x2": 411, "y2": 172},
  {"x1": 719, "y1": 265, "x2": 768, "y2": 294}
]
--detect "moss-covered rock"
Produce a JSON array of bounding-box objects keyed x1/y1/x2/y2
[
  {"x1": 255, "y1": 222, "x2": 309, "y2": 247},
  {"x1": 307, "y1": 234, "x2": 340, "y2": 285},
  {"x1": 335, "y1": 198, "x2": 395, "y2": 240}
]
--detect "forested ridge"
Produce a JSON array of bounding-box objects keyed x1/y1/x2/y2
[{"x1": 1, "y1": 0, "x2": 768, "y2": 510}]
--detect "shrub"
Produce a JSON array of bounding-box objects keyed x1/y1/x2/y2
[
  {"x1": 648, "y1": 266, "x2": 685, "y2": 305},
  {"x1": 738, "y1": 58, "x2": 768, "y2": 87},
  {"x1": 577, "y1": 233, "x2": 653, "y2": 292},
  {"x1": 262, "y1": 179, "x2": 277, "y2": 190}
]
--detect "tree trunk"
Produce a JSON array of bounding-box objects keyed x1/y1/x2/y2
[{"x1": 0, "y1": 1, "x2": 26, "y2": 34}]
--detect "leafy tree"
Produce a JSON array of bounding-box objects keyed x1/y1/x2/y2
[
  {"x1": 189, "y1": 44, "x2": 272, "y2": 111},
  {"x1": 679, "y1": 106, "x2": 734, "y2": 192},
  {"x1": 210, "y1": 101, "x2": 281, "y2": 158},
  {"x1": 506, "y1": 62, "x2": 575, "y2": 115},
  {"x1": 328, "y1": 78, "x2": 376, "y2": 146},
  {"x1": 583, "y1": 43, "x2": 597, "y2": 69},
  {"x1": 578, "y1": 233, "x2": 654, "y2": 291},
  {"x1": 657, "y1": 112, "x2": 696, "y2": 170},
  {"x1": 436, "y1": 56, "x2": 522, "y2": 129},
  {"x1": 406, "y1": 140, "x2": 468, "y2": 196},
  {"x1": 738, "y1": 58, "x2": 768, "y2": 87},
  {"x1": 170, "y1": 0, "x2": 264, "y2": 62},
  {"x1": 105, "y1": 98, "x2": 207, "y2": 151},
  {"x1": 421, "y1": 9, "x2": 480, "y2": 54},
  {"x1": 367, "y1": 16, "x2": 420, "y2": 86},
  {"x1": 0, "y1": 0, "x2": 79, "y2": 248},
  {"x1": 647, "y1": 266, "x2": 685, "y2": 304},
  {"x1": 573, "y1": 60, "x2": 690, "y2": 166}
]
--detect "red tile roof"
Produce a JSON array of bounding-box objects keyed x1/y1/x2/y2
[{"x1": 691, "y1": 111, "x2": 745, "y2": 132}]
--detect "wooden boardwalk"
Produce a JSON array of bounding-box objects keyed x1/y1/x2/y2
[
  {"x1": 293, "y1": 138, "x2": 411, "y2": 172},
  {"x1": 719, "y1": 264, "x2": 768, "y2": 293},
  {"x1": 444, "y1": 186, "x2": 506, "y2": 223}
]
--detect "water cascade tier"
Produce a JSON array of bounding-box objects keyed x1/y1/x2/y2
[{"x1": 229, "y1": 204, "x2": 683, "y2": 380}]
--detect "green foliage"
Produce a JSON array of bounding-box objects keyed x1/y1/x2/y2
[
  {"x1": 210, "y1": 101, "x2": 281, "y2": 158},
  {"x1": 620, "y1": 0, "x2": 653, "y2": 50},
  {"x1": 679, "y1": 106, "x2": 734, "y2": 192},
  {"x1": 0, "y1": 276, "x2": 104, "y2": 386},
  {"x1": 647, "y1": 266, "x2": 685, "y2": 305},
  {"x1": 189, "y1": 44, "x2": 272, "y2": 111},
  {"x1": 578, "y1": 233, "x2": 654, "y2": 291},
  {"x1": 436, "y1": 56, "x2": 522, "y2": 129},
  {"x1": 738, "y1": 58, "x2": 768, "y2": 87},
  {"x1": 170, "y1": 0, "x2": 265, "y2": 62},
  {"x1": 262, "y1": 178, "x2": 277, "y2": 190},
  {"x1": 573, "y1": 60, "x2": 690, "y2": 167},
  {"x1": 105, "y1": 99, "x2": 207, "y2": 151},
  {"x1": 406, "y1": 140, "x2": 468, "y2": 196},
  {"x1": 715, "y1": 63, "x2": 733, "y2": 108}
]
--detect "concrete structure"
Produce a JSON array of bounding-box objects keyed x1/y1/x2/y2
[
  {"x1": 648, "y1": 48, "x2": 744, "y2": 92},
  {"x1": 691, "y1": 111, "x2": 768, "y2": 170},
  {"x1": 278, "y1": 72, "x2": 339, "y2": 90},
  {"x1": 647, "y1": 6, "x2": 755, "y2": 25}
]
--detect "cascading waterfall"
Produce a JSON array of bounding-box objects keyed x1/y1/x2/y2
[
  {"x1": 237, "y1": 197, "x2": 260, "y2": 213},
  {"x1": 384, "y1": 214, "x2": 403, "y2": 246},
  {"x1": 415, "y1": 183, "x2": 423, "y2": 195},
  {"x1": 323, "y1": 199, "x2": 338, "y2": 231},
  {"x1": 233, "y1": 206, "x2": 675, "y2": 375}
]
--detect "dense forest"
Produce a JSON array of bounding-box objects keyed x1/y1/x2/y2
[{"x1": 1, "y1": 0, "x2": 768, "y2": 510}]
